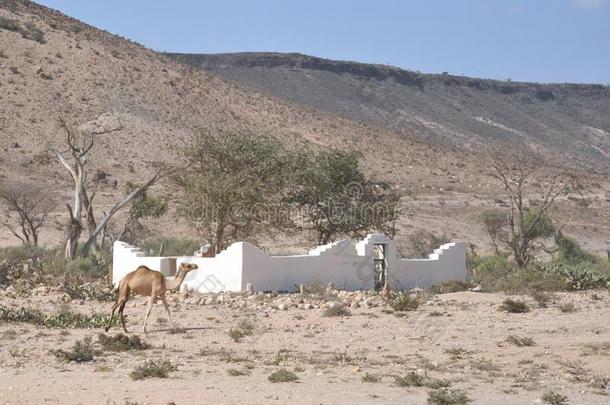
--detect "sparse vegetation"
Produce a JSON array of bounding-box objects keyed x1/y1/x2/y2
[
  {"x1": 559, "y1": 302, "x2": 577, "y2": 313},
  {"x1": 361, "y1": 373, "x2": 381, "y2": 383},
  {"x1": 393, "y1": 372, "x2": 451, "y2": 389},
  {"x1": 445, "y1": 347, "x2": 469, "y2": 359},
  {"x1": 51, "y1": 337, "x2": 99, "y2": 363},
  {"x1": 268, "y1": 368, "x2": 298, "y2": 383},
  {"x1": 227, "y1": 367, "x2": 250, "y2": 376},
  {"x1": 0, "y1": 306, "x2": 117, "y2": 329},
  {"x1": 130, "y1": 360, "x2": 177, "y2": 380},
  {"x1": 427, "y1": 389, "x2": 471, "y2": 405},
  {"x1": 429, "y1": 280, "x2": 469, "y2": 294},
  {"x1": 390, "y1": 293, "x2": 420, "y2": 311},
  {"x1": 582, "y1": 342, "x2": 610, "y2": 356},
  {"x1": 542, "y1": 390, "x2": 568, "y2": 405},
  {"x1": 97, "y1": 333, "x2": 149, "y2": 352},
  {"x1": 322, "y1": 304, "x2": 351, "y2": 317},
  {"x1": 531, "y1": 290, "x2": 554, "y2": 307},
  {"x1": 394, "y1": 372, "x2": 426, "y2": 387},
  {"x1": 500, "y1": 298, "x2": 530, "y2": 313},
  {"x1": 228, "y1": 318, "x2": 255, "y2": 342},
  {"x1": 0, "y1": 16, "x2": 45, "y2": 43},
  {"x1": 506, "y1": 335, "x2": 536, "y2": 347}
]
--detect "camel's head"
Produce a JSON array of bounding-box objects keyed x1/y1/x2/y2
[{"x1": 178, "y1": 262, "x2": 198, "y2": 275}]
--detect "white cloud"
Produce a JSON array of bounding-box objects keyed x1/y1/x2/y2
[{"x1": 569, "y1": 0, "x2": 607, "y2": 7}]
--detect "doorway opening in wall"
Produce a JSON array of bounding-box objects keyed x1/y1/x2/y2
[{"x1": 373, "y1": 244, "x2": 387, "y2": 290}]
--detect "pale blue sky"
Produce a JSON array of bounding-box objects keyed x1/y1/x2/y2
[{"x1": 35, "y1": 0, "x2": 610, "y2": 84}]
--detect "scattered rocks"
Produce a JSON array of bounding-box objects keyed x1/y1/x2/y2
[{"x1": 177, "y1": 288, "x2": 387, "y2": 311}]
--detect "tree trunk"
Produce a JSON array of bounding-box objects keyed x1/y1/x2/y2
[{"x1": 81, "y1": 174, "x2": 159, "y2": 255}]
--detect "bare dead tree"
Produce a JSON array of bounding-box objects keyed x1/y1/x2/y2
[
  {"x1": 51, "y1": 116, "x2": 164, "y2": 258},
  {"x1": 51, "y1": 117, "x2": 122, "y2": 258},
  {"x1": 489, "y1": 147, "x2": 576, "y2": 268},
  {"x1": 0, "y1": 183, "x2": 56, "y2": 246}
]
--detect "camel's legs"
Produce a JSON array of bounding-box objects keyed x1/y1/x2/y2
[
  {"x1": 143, "y1": 296, "x2": 155, "y2": 333},
  {"x1": 118, "y1": 299, "x2": 128, "y2": 333},
  {"x1": 105, "y1": 301, "x2": 119, "y2": 332},
  {"x1": 161, "y1": 295, "x2": 174, "y2": 327}
]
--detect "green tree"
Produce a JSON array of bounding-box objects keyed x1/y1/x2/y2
[
  {"x1": 480, "y1": 209, "x2": 507, "y2": 253},
  {"x1": 173, "y1": 129, "x2": 292, "y2": 252},
  {"x1": 288, "y1": 149, "x2": 399, "y2": 245},
  {"x1": 119, "y1": 182, "x2": 167, "y2": 243}
]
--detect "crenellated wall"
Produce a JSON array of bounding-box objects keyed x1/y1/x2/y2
[{"x1": 112, "y1": 234, "x2": 467, "y2": 292}]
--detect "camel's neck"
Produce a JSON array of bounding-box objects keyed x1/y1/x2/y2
[{"x1": 166, "y1": 270, "x2": 188, "y2": 291}]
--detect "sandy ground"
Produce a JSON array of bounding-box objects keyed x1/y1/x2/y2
[{"x1": 1, "y1": 290, "x2": 609, "y2": 405}]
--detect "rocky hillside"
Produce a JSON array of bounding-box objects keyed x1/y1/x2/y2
[{"x1": 168, "y1": 52, "x2": 610, "y2": 173}]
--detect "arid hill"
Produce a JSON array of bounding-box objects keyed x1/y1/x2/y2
[
  {"x1": 0, "y1": 0, "x2": 608, "y2": 254},
  {"x1": 168, "y1": 52, "x2": 610, "y2": 173}
]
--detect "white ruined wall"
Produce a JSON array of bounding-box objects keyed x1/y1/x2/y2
[
  {"x1": 240, "y1": 240, "x2": 372, "y2": 292},
  {"x1": 112, "y1": 234, "x2": 468, "y2": 292},
  {"x1": 392, "y1": 242, "x2": 468, "y2": 290},
  {"x1": 111, "y1": 241, "x2": 172, "y2": 287},
  {"x1": 178, "y1": 242, "x2": 244, "y2": 293}
]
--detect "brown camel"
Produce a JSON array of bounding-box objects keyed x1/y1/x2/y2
[{"x1": 105, "y1": 262, "x2": 198, "y2": 333}]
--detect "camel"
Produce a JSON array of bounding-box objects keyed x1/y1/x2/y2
[{"x1": 105, "y1": 262, "x2": 198, "y2": 333}]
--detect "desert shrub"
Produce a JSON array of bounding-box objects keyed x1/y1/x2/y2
[
  {"x1": 97, "y1": 333, "x2": 149, "y2": 352},
  {"x1": 535, "y1": 262, "x2": 609, "y2": 291},
  {"x1": 558, "y1": 302, "x2": 577, "y2": 313},
  {"x1": 394, "y1": 372, "x2": 426, "y2": 387},
  {"x1": 500, "y1": 298, "x2": 529, "y2": 313},
  {"x1": 130, "y1": 360, "x2": 177, "y2": 380},
  {"x1": 542, "y1": 390, "x2": 568, "y2": 405},
  {"x1": 228, "y1": 319, "x2": 255, "y2": 342},
  {"x1": 361, "y1": 373, "x2": 381, "y2": 383},
  {"x1": 394, "y1": 372, "x2": 450, "y2": 388},
  {"x1": 141, "y1": 237, "x2": 200, "y2": 256},
  {"x1": 428, "y1": 280, "x2": 469, "y2": 294},
  {"x1": 323, "y1": 304, "x2": 351, "y2": 317},
  {"x1": 268, "y1": 369, "x2": 298, "y2": 383},
  {"x1": 530, "y1": 290, "x2": 554, "y2": 308},
  {"x1": 468, "y1": 253, "x2": 515, "y2": 290},
  {"x1": 506, "y1": 335, "x2": 535, "y2": 347},
  {"x1": 555, "y1": 231, "x2": 599, "y2": 266},
  {"x1": 427, "y1": 388, "x2": 471, "y2": 405},
  {"x1": 65, "y1": 253, "x2": 110, "y2": 279},
  {"x1": 51, "y1": 337, "x2": 99, "y2": 363},
  {"x1": 227, "y1": 367, "x2": 250, "y2": 376},
  {"x1": 390, "y1": 293, "x2": 420, "y2": 312}
]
